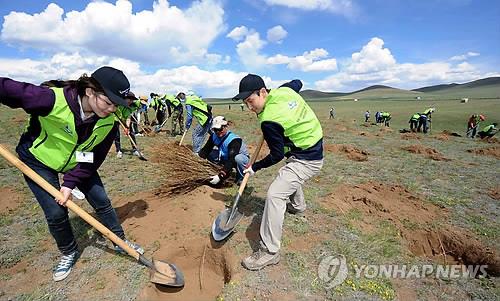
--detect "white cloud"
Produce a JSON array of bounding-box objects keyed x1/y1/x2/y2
[
  {"x1": 0, "y1": 0, "x2": 226, "y2": 65},
  {"x1": 227, "y1": 26, "x2": 249, "y2": 41},
  {"x1": 264, "y1": 0, "x2": 358, "y2": 18},
  {"x1": 268, "y1": 48, "x2": 337, "y2": 71},
  {"x1": 348, "y1": 37, "x2": 396, "y2": 73},
  {"x1": 449, "y1": 51, "x2": 480, "y2": 61},
  {"x1": 315, "y1": 38, "x2": 487, "y2": 91},
  {"x1": 235, "y1": 32, "x2": 268, "y2": 67},
  {"x1": 0, "y1": 52, "x2": 249, "y2": 98},
  {"x1": 267, "y1": 25, "x2": 288, "y2": 43}
]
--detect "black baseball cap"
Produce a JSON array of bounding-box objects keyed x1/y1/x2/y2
[
  {"x1": 91, "y1": 66, "x2": 130, "y2": 107},
  {"x1": 232, "y1": 74, "x2": 266, "y2": 101}
]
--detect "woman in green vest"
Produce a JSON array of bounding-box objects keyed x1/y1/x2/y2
[
  {"x1": 233, "y1": 74, "x2": 324, "y2": 271},
  {"x1": 0, "y1": 66, "x2": 144, "y2": 282},
  {"x1": 178, "y1": 92, "x2": 212, "y2": 153}
]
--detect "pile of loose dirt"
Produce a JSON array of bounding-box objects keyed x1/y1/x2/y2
[
  {"x1": 150, "y1": 142, "x2": 222, "y2": 195},
  {"x1": 481, "y1": 137, "x2": 500, "y2": 144},
  {"x1": 467, "y1": 146, "x2": 500, "y2": 159},
  {"x1": 325, "y1": 144, "x2": 370, "y2": 161},
  {"x1": 402, "y1": 145, "x2": 450, "y2": 161},
  {"x1": 113, "y1": 187, "x2": 238, "y2": 301},
  {"x1": 400, "y1": 133, "x2": 421, "y2": 140},
  {"x1": 441, "y1": 130, "x2": 462, "y2": 137},
  {"x1": 488, "y1": 187, "x2": 500, "y2": 200},
  {"x1": 321, "y1": 182, "x2": 500, "y2": 276}
]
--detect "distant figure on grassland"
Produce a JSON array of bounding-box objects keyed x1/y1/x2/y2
[
  {"x1": 466, "y1": 114, "x2": 485, "y2": 138},
  {"x1": 364, "y1": 110, "x2": 370, "y2": 122},
  {"x1": 329, "y1": 107, "x2": 335, "y2": 119},
  {"x1": 478, "y1": 122, "x2": 498, "y2": 139}
]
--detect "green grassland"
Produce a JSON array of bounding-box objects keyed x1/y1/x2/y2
[{"x1": 0, "y1": 83, "x2": 499, "y2": 300}]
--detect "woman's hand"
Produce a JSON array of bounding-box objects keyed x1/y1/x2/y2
[{"x1": 56, "y1": 186, "x2": 73, "y2": 206}]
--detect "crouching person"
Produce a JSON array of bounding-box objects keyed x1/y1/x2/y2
[{"x1": 199, "y1": 116, "x2": 250, "y2": 186}]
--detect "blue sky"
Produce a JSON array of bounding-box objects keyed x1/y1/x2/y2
[{"x1": 0, "y1": 0, "x2": 498, "y2": 97}]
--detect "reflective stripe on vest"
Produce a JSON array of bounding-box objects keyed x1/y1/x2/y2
[
  {"x1": 212, "y1": 131, "x2": 249, "y2": 160},
  {"x1": 186, "y1": 95, "x2": 209, "y2": 126},
  {"x1": 29, "y1": 87, "x2": 115, "y2": 172},
  {"x1": 258, "y1": 87, "x2": 322, "y2": 153}
]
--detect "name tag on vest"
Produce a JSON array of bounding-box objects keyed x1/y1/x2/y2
[{"x1": 75, "y1": 151, "x2": 94, "y2": 163}]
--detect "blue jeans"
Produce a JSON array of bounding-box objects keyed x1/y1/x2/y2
[
  {"x1": 192, "y1": 120, "x2": 212, "y2": 154},
  {"x1": 207, "y1": 150, "x2": 249, "y2": 181},
  {"x1": 21, "y1": 155, "x2": 125, "y2": 255}
]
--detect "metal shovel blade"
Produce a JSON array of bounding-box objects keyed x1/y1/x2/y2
[
  {"x1": 211, "y1": 208, "x2": 244, "y2": 241},
  {"x1": 139, "y1": 255, "x2": 185, "y2": 287}
]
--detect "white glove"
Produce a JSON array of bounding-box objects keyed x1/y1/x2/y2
[
  {"x1": 209, "y1": 175, "x2": 221, "y2": 185},
  {"x1": 243, "y1": 166, "x2": 255, "y2": 176}
]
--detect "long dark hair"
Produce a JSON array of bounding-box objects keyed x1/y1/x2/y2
[{"x1": 41, "y1": 73, "x2": 105, "y2": 98}]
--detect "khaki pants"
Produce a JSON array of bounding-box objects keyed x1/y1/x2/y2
[{"x1": 260, "y1": 157, "x2": 323, "y2": 253}]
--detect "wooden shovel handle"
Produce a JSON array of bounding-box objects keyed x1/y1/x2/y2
[
  {"x1": 115, "y1": 116, "x2": 140, "y2": 150},
  {"x1": 237, "y1": 136, "x2": 264, "y2": 195},
  {"x1": 0, "y1": 144, "x2": 140, "y2": 260},
  {"x1": 179, "y1": 131, "x2": 187, "y2": 146}
]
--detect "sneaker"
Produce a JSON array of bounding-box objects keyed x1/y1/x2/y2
[
  {"x1": 116, "y1": 151, "x2": 123, "y2": 158},
  {"x1": 53, "y1": 250, "x2": 79, "y2": 282},
  {"x1": 133, "y1": 150, "x2": 140, "y2": 157},
  {"x1": 242, "y1": 248, "x2": 280, "y2": 271},
  {"x1": 136, "y1": 133, "x2": 144, "y2": 137},
  {"x1": 114, "y1": 240, "x2": 144, "y2": 255}
]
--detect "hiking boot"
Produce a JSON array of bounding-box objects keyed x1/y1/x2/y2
[
  {"x1": 242, "y1": 248, "x2": 280, "y2": 271},
  {"x1": 53, "y1": 250, "x2": 79, "y2": 282},
  {"x1": 114, "y1": 240, "x2": 144, "y2": 255},
  {"x1": 116, "y1": 151, "x2": 123, "y2": 158}
]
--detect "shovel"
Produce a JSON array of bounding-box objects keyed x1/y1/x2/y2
[
  {"x1": 115, "y1": 115, "x2": 148, "y2": 161},
  {"x1": 153, "y1": 116, "x2": 169, "y2": 133},
  {"x1": 212, "y1": 136, "x2": 264, "y2": 241},
  {"x1": 178, "y1": 131, "x2": 187, "y2": 146},
  {"x1": 0, "y1": 144, "x2": 184, "y2": 287}
]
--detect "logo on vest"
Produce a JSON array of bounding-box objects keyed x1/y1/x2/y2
[
  {"x1": 288, "y1": 101, "x2": 298, "y2": 110},
  {"x1": 63, "y1": 125, "x2": 73, "y2": 136}
]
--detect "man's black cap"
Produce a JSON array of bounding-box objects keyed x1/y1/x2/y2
[
  {"x1": 91, "y1": 66, "x2": 130, "y2": 107},
  {"x1": 232, "y1": 74, "x2": 266, "y2": 101}
]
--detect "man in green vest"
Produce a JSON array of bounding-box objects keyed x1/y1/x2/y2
[
  {"x1": 381, "y1": 111, "x2": 391, "y2": 127},
  {"x1": 114, "y1": 92, "x2": 141, "y2": 158},
  {"x1": 178, "y1": 91, "x2": 212, "y2": 153},
  {"x1": 233, "y1": 74, "x2": 324, "y2": 271},
  {"x1": 409, "y1": 113, "x2": 420, "y2": 132},
  {"x1": 169, "y1": 93, "x2": 185, "y2": 137},
  {"x1": 478, "y1": 122, "x2": 498, "y2": 139}
]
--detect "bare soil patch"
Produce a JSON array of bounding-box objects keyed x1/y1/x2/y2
[
  {"x1": 402, "y1": 145, "x2": 450, "y2": 161},
  {"x1": 467, "y1": 146, "x2": 500, "y2": 159},
  {"x1": 0, "y1": 187, "x2": 22, "y2": 214},
  {"x1": 321, "y1": 182, "x2": 500, "y2": 276},
  {"x1": 324, "y1": 144, "x2": 369, "y2": 161},
  {"x1": 488, "y1": 186, "x2": 500, "y2": 200},
  {"x1": 400, "y1": 133, "x2": 421, "y2": 140},
  {"x1": 114, "y1": 187, "x2": 238, "y2": 301}
]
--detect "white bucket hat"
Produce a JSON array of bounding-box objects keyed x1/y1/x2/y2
[{"x1": 211, "y1": 116, "x2": 228, "y2": 130}]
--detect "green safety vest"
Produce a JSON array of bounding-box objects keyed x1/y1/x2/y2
[
  {"x1": 423, "y1": 108, "x2": 434, "y2": 115},
  {"x1": 411, "y1": 113, "x2": 420, "y2": 120},
  {"x1": 186, "y1": 95, "x2": 210, "y2": 126},
  {"x1": 114, "y1": 100, "x2": 140, "y2": 122},
  {"x1": 29, "y1": 87, "x2": 115, "y2": 172},
  {"x1": 165, "y1": 94, "x2": 181, "y2": 108},
  {"x1": 381, "y1": 112, "x2": 391, "y2": 118},
  {"x1": 258, "y1": 87, "x2": 322, "y2": 153},
  {"x1": 482, "y1": 124, "x2": 495, "y2": 133}
]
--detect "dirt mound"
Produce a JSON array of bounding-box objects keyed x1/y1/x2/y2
[
  {"x1": 150, "y1": 142, "x2": 222, "y2": 195},
  {"x1": 113, "y1": 187, "x2": 238, "y2": 300},
  {"x1": 467, "y1": 146, "x2": 500, "y2": 159},
  {"x1": 400, "y1": 133, "x2": 421, "y2": 140},
  {"x1": 434, "y1": 134, "x2": 450, "y2": 141},
  {"x1": 402, "y1": 145, "x2": 450, "y2": 161},
  {"x1": 480, "y1": 137, "x2": 500, "y2": 144},
  {"x1": 488, "y1": 186, "x2": 500, "y2": 200},
  {"x1": 325, "y1": 144, "x2": 369, "y2": 161},
  {"x1": 379, "y1": 127, "x2": 393, "y2": 133},
  {"x1": 0, "y1": 187, "x2": 22, "y2": 214},
  {"x1": 321, "y1": 183, "x2": 500, "y2": 276}
]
